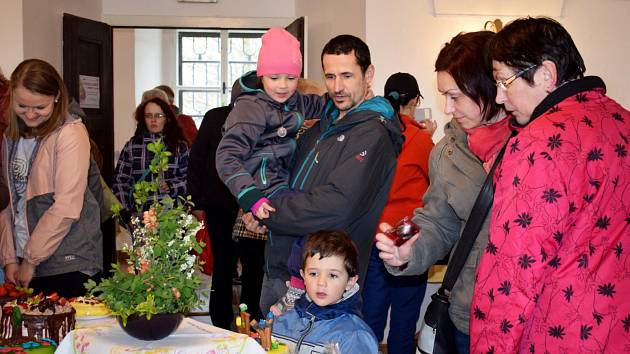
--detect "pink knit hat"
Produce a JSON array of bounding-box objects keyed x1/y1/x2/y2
[{"x1": 256, "y1": 28, "x2": 302, "y2": 77}]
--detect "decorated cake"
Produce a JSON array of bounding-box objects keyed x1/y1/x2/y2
[
  {"x1": 234, "y1": 305, "x2": 288, "y2": 353},
  {"x1": 0, "y1": 284, "x2": 31, "y2": 307},
  {"x1": 0, "y1": 292, "x2": 75, "y2": 344},
  {"x1": 0, "y1": 338, "x2": 57, "y2": 353},
  {"x1": 69, "y1": 296, "x2": 111, "y2": 317}
]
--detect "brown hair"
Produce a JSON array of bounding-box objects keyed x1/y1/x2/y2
[
  {"x1": 133, "y1": 97, "x2": 184, "y2": 154},
  {"x1": 301, "y1": 230, "x2": 358, "y2": 277},
  {"x1": 435, "y1": 31, "x2": 501, "y2": 122},
  {"x1": 6, "y1": 59, "x2": 68, "y2": 139}
]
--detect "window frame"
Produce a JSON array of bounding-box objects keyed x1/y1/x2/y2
[{"x1": 176, "y1": 29, "x2": 264, "y2": 125}]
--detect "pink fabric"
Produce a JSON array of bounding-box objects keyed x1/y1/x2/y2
[
  {"x1": 470, "y1": 88, "x2": 630, "y2": 353},
  {"x1": 466, "y1": 117, "x2": 513, "y2": 171},
  {"x1": 290, "y1": 275, "x2": 305, "y2": 290},
  {"x1": 250, "y1": 197, "x2": 270, "y2": 215},
  {"x1": 256, "y1": 28, "x2": 302, "y2": 77}
]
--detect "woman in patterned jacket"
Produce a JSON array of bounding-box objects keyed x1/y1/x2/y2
[
  {"x1": 113, "y1": 97, "x2": 189, "y2": 224},
  {"x1": 471, "y1": 17, "x2": 630, "y2": 353}
]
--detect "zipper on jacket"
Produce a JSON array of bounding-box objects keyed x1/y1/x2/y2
[
  {"x1": 291, "y1": 141, "x2": 318, "y2": 189},
  {"x1": 260, "y1": 156, "x2": 268, "y2": 186},
  {"x1": 295, "y1": 314, "x2": 316, "y2": 351},
  {"x1": 299, "y1": 152, "x2": 319, "y2": 191}
]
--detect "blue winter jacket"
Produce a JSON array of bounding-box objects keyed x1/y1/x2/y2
[{"x1": 272, "y1": 286, "x2": 378, "y2": 354}]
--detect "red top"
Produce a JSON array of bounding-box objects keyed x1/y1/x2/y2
[
  {"x1": 177, "y1": 113, "x2": 198, "y2": 147},
  {"x1": 377, "y1": 113, "x2": 433, "y2": 228}
]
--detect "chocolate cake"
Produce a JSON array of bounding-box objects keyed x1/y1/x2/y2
[{"x1": 0, "y1": 293, "x2": 75, "y2": 344}]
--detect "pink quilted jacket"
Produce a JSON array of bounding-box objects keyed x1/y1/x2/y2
[{"x1": 471, "y1": 77, "x2": 630, "y2": 353}]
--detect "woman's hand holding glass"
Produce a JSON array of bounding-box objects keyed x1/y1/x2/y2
[{"x1": 375, "y1": 222, "x2": 420, "y2": 267}]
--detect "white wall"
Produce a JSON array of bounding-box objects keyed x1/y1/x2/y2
[
  {"x1": 161, "y1": 30, "x2": 178, "y2": 101},
  {"x1": 103, "y1": 0, "x2": 294, "y2": 18},
  {"x1": 367, "y1": 0, "x2": 630, "y2": 142},
  {"x1": 295, "y1": 0, "x2": 366, "y2": 84},
  {"x1": 22, "y1": 0, "x2": 102, "y2": 73},
  {"x1": 134, "y1": 29, "x2": 164, "y2": 105},
  {"x1": 0, "y1": 0, "x2": 24, "y2": 75}
]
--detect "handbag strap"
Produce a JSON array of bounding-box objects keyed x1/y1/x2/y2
[{"x1": 440, "y1": 136, "x2": 512, "y2": 292}]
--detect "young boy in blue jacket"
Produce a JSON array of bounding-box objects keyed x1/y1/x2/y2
[{"x1": 272, "y1": 230, "x2": 378, "y2": 354}]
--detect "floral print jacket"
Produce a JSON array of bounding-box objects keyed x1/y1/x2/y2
[{"x1": 471, "y1": 77, "x2": 630, "y2": 353}]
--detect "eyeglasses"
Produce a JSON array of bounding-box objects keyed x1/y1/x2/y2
[
  {"x1": 495, "y1": 65, "x2": 538, "y2": 90},
  {"x1": 145, "y1": 113, "x2": 166, "y2": 120}
]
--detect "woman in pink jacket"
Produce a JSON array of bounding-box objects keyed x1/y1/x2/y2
[
  {"x1": 471, "y1": 17, "x2": 630, "y2": 353},
  {"x1": 1, "y1": 59, "x2": 102, "y2": 297}
]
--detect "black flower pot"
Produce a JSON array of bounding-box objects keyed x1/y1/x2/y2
[{"x1": 118, "y1": 313, "x2": 184, "y2": 340}]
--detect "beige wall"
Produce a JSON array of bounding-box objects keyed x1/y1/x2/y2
[
  {"x1": 103, "y1": 0, "x2": 294, "y2": 18},
  {"x1": 295, "y1": 0, "x2": 366, "y2": 84},
  {"x1": 113, "y1": 28, "x2": 136, "y2": 161},
  {"x1": 367, "y1": 0, "x2": 630, "y2": 141},
  {"x1": 22, "y1": 0, "x2": 102, "y2": 73},
  {"x1": 0, "y1": 0, "x2": 24, "y2": 75}
]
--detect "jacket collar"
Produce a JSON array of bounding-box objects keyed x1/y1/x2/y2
[
  {"x1": 294, "y1": 283, "x2": 362, "y2": 321},
  {"x1": 321, "y1": 96, "x2": 395, "y2": 126},
  {"x1": 516, "y1": 76, "x2": 606, "y2": 128},
  {"x1": 319, "y1": 96, "x2": 403, "y2": 154}
]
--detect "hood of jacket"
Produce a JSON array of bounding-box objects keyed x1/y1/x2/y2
[
  {"x1": 319, "y1": 96, "x2": 403, "y2": 155},
  {"x1": 293, "y1": 283, "x2": 363, "y2": 321},
  {"x1": 233, "y1": 70, "x2": 304, "y2": 112}
]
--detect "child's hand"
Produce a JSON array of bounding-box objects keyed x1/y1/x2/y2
[{"x1": 255, "y1": 202, "x2": 276, "y2": 219}]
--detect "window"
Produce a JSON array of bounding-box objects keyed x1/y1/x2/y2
[{"x1": 177, "y1": 30, "x2": 263, "y2": 125}]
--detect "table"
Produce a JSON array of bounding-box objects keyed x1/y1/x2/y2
[{"x1": 57, "y1": 316, "x2": 266, "y2": 354}]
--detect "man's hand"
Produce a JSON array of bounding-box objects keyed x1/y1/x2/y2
[
  {"x1": 15, "y1": 261, "x2": 36, "y2": 289},
  {"x1": 4, "y1": 263, "x2": 19, "y2": 284},
  {"x1": 242, "y1": 212, "x2": 268, "y2": 233},
  {"x1": 375, "y1": 222, "x2": 419, "y2": 267}
]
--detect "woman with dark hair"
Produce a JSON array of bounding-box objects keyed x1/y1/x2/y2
[
  {"x1": 375, "y1": 31, "x2": 509, "y2": 354},
  {"x1": 113, "y1": 97, "x2": 189, "y2": 221},
  {"x1": 471, "y1": 17, "x2": 630, "y2": 353},
  {"x1": 362, "y1": 72, "x2": 433, "y2": 354},
  {"x1": 0, "y1": 59, "x2": 102, "y2": 297}
]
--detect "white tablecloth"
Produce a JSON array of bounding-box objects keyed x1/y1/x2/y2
[{"x1": 56, "y1": 316, "x2": 266, "y2": 353}]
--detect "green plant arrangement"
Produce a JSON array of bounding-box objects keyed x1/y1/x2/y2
[{"x1": 86, "y1": 140, "x2": 204, "y2": 326}]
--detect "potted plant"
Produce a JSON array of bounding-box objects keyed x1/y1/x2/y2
[{"x1": 86, "y1": 140, "x2": 204, "y2": 340}]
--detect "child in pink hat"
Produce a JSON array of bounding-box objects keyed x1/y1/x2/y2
[{"x1": 216, "y1": 28, "x2": 325, "y2": 314}]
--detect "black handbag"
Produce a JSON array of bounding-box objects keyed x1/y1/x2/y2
[{"x1": 418, "y1": 140, "x2": 510, "y2": 354}]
